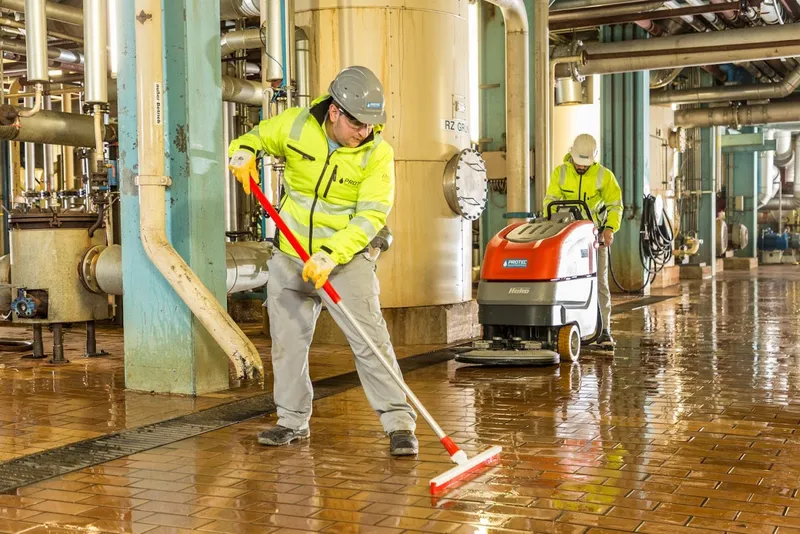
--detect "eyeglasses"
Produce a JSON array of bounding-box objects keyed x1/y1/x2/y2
[{"x1": 337, "y1": 106, "x2": 370, "y2": 130}]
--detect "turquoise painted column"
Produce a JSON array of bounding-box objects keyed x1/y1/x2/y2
[
  {"x1": 117, "y1": 0, "x2": 229, "y2": 394},
  {"x1": 600, "y1": 25, "x2": 649, "y2": 293},
  {"x1": 694, "y1": 125, "x2": 718, "y2": 272},
  {"x1": 731, "y1": 147, "x2": 758, "y2": 258}
]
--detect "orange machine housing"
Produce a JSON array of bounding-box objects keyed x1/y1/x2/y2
[{"x1": 481, "y1": 220, "x2": 598, "y2": 282}]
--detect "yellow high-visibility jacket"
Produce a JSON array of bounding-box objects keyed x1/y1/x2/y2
[
  {"x1": 228, "y1": 93, "x2": 394, "y2": 265},
  {"x1": 543, "y1": 154, "x2": 623, "y2": 232}
]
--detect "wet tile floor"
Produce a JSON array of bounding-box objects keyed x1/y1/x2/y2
[
  {"x1": 0, "y1": 323, "x2": 444, "y2": 463},
  {"x1": 4, "y1": 268, "x2": 800, "y2": 532}
]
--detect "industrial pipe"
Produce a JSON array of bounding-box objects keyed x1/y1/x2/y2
[
  {"x1": 556, "y1": 23, "x2": 800, "y2": 78},
  {"x1": 652, "y1": 64, "x2": 800, "y2": 105},
  {"x1": 485, "y1": 0, "x2": 530, "y2": 219},
  {"x1": 675, "y1": 100, "x2": 800, "y2": 128},
  {"x1": 550, "y1": 0, "x2": 648, "y2": 8},
  {"x1": 81, "y1": 242, "x2": 270, "y2": 297},
  {"x1": 220, "y1": 28, "x2": 261, "y2": 57},
  {"x1": 62, "y1": 91, "x2": 75, "y2": 190},
  {"x1": 23, "y1": 0, "x2": 48, "y2": 82},
  {"x1": 549, "y1": 0, "x2": 665, "y2": 22},
  {"x1": 295, "y1": 28, "x2": 310, "y2": 108},
  {"x1": 549, "y1": 2, "x2": 738, "y2": 31},
  {"x1": 221, "y1": 75, "x2": 263, "y2": 106},
  {"x1": 266, "y1": 0, "x2": 282, "y2": 82},
  {"x1": 0, "y1": 109, "x2": 116, "y2": 146},
  {"x1": 0, "y1": 0, "x2": 82, "y2": 26},
  {"x1": 758, "y1": 130, "x2": 779, "y2": 208},
  {"x1": 84, "y1": 0, "x2": 108, "y2": 105},
  {"x1": 133, "y1": 0, "x2": 262, "y2": 379},
  {"x1": 764, "y1": 135, "x2": 800, "y2": 210},
  {"x1": 0, "y1": 39, "x2": 84, "y2": 64},
  {"x1": 0, "y1": 16, "x2": 82, "y2": 43},
  {"x1": 219, "y1": 0, "x2": 259, "y2": 19}
]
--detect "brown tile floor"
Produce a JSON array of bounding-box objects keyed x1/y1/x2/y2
[
  {"x1": 0, "y1": 322, "x2": 444, "y2": 462},
  {"x1": 6, "y1": 267, "x2": 800, "y2": 532}
]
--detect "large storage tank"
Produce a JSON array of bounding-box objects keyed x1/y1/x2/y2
[{"x1": 294, "y1": 0, "x2": 472, "y2": 309}]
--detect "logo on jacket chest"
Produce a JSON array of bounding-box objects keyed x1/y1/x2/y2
[{"x1": 338, "y1": 176, "x2": 360, "y2": 187}]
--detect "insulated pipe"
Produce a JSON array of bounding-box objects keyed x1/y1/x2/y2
[
  {"x1": 222, "y1": 102, "x2": 240, "y2": 233},
  {"x1": 758, "y1": 130, "x2": 779, "y2": 208},
  {"x1": 221, "y1": 75, "x2": 262, "y2": 106},
  {"x1": 85, "y1": 242, "x2": 270, "y2": 296},
  {"x1": 764, "y1": 136, "x2": 800, "y2": 210},
  {"x1": 550, "y1": 0, "x2": 648, "y2": 8},
  {"x1": 556, "y1": 23, "x2": 800, "y2": 78},
  {"x1": 761, "y1": 0, "x2": 786, "y2": 24},
  {"x1": 24, "y1": 0, "x2": 48, "y2": 82},
  {"x1": 0, "y1": 109, "x2": 117, "y2": 146},
  {"x1": 295, "y1": 29, "x2": 310, "y2": 108},
  {"x1": 675, "y1": 101, "x2": 800, "y2": 128},
  {"x1": 0, "y1": 0, "x2": 82, "y2": 26},
  {"x1": 220, "y1": 28, "x2": 261, "y2": 57},
  {"x1": 133, "y1": 0, "x2": 262, "y2": 380},
  {"x1": 266, "y1": 0, "x2": 282, "y2": 82},
  {"x1": 776, "y1": 130, "x2": 794, "y2": 167},
  {"x1": 549, "y1": 1, "x2": 665, "y2": 22},
  {"x1": 652, "y1": 64, "x2": 800, "y2": 105},
  {"x1": 83, "y1": 0, "x2": 108, "y2": 104},
  {"x1": 0, "y1": 16, "x2": 82, "y2": 43},
  {"x1": 485, "y1": 0, "x2": 531, "y2": 219},
  {"x1": 219, "y1": 0, "x2": 259, "y2": 19},
  {"x1": 0, "y1": 39, "x2": 84, "y2": 64}
]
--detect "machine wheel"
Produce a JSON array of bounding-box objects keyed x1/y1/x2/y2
[{"x1": 557, "y1": 324, "x2": 581, "y2": 362}]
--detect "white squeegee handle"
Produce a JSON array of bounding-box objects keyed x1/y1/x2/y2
[{"x1": 250, "y1": 178, "x2": 450, "y2": 442}]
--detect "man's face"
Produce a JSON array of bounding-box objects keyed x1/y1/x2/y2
[
  {"x1": 574, "y1": 163, "x2": 590, "y2": 175},
  {"x1": 329, "y1": 104, "x2": 373, "y2": 148}
]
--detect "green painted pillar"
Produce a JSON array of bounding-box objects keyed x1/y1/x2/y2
[
  {"x1": 600, "y1": 25, "x2": 649, "y2": 293},
  {"x1": 731, "y1": 145, "x2": 758, "y2": 258},
  {"x1": 117, "y1": 0, "x2": 229, "y2": 394},
  {"x1": 695, "y1": 126, "x2": 718, "y2": 272}
]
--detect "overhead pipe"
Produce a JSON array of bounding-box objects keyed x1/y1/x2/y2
[
  {"x1": 0, "y1": 38, "x2": 83, "y2": 64},
  {"x1": 0, "y1": 16, "x2": 82, "y2": 43},
  {"x1": 760, "y1": 0, "x2": 786, "y2": 24},
  {"x1": 652, "y1": 64, "x2": 800, "y2": 104},
  {"x1": 220, "y1": 28, "x2": 261, "y2": 57},
  {"x1": 550, "y1": 1, "x2": 738, "y2": 31},
  {"x1": 0, "y1": 0, "x2": 82, "y2": 26},
  {"x1": 683, "y1": 0, "x2": 727, "y2": 30},
  {"x1": 550, "y1": 0, "x2": 665, "y2": 21},
  {"x1": 133, "y1": 0, "x2": 262, "y2": 379},
  {"x1": 484, "y1": 0, "x2": 531, "y2": 219},
  {"x1": 221, "y1": 75, "x2": 262, "y2": 106},
  {"x1": 0, "y1": 109, "x2": 116, "y2": 146},
  {"x1": 675, "y1": 100, "x2": 800, "y2": 128},
  {"x1": 556, "y1": 23, "x2": 800, "y2": 78},
  {"x1": 551, "y1": 0, "x2": 651, "y2": 8}
]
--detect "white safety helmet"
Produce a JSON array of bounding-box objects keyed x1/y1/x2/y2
[{"x1": 570, "y1": 133, "x2": 598, "y2": 166}]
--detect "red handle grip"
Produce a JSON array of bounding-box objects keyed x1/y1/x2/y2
[{"x1": 250, "y1": 176, "x2": 342, "y2": 303}]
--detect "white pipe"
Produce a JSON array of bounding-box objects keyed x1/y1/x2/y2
[
  {"x1": 220, "y1": 0, "x2": 259, "y2": 19},
  {"x1": 758, "y1": 130, "x2": 779, "y2": 208},
  {"x1": 134, "y1": 0, "x2": 263, "y2": 380},
  {"x1": 220, "y1": 28, "x2": 261, "y2": 57},
  {"x1": 760, "y1": 0, "x2": 785, "y2": 24},
  {"x1": 0, "y1": 0, "x2": 82, "y2": 26},
  {"x1": 84, "y1": 0, "x2": 108, "y2": 104},
  {"x1": 24, "y1": 0, "x2": 48, "y2": 82},
  {"x1": 776, "y1": 130, "x2": 793, "y2": 167},
  {"x1": 295, "y1": 29, "x2": 310, "y2": 108},
  {"x1": 260, "y1": 0, "x2": 275, "y2": 239},
  {"x1": 266, "y1": 0, "x2": 282, "y2": 82},
  {"x1": 485, "y1": 0, "x2": 530, "y2": 219}
]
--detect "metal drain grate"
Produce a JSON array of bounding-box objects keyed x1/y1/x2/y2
[{"x1": 0, "y1": 348, "x2": 456, "y2": 493}]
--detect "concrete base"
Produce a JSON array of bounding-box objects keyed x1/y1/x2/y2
[
  {"x1": 716, "y1": 258, "x2": 725, "y2": 273},
  {"x1": 650, "y1": 265, "x2": 681, "y2": 288},
  {"x1": 263, "y1": 301, "x2": 480, "y2": 346},
  {"x1": 680, "y1": 264, "x2": 713, "y2": 280},
  {"x1": 723, "y1": 257, "x2": 758, "y2": 271}
]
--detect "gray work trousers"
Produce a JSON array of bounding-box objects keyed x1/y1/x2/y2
[
  {"x1": 266, "y1": 249, "x2": 417, "y2": 433},
  {"x1": 598, "y1": 247, "x2": 612, "y2": 333}
]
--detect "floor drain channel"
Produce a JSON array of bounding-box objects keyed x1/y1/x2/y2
[{"x1": 0, "y1": 348, "x2": 456, "y2": 493}]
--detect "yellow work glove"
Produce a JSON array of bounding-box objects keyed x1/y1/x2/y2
[
  {"x1": 228, "y1": 149, "x2": 258, "y2": 195},
  {"x1": 302, "y1": 251, "x2": 336, "y2": 289}
]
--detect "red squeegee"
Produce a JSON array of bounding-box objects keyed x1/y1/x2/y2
[{"x1": 250, "y1": 178, "x2": 502, "y2": 493}]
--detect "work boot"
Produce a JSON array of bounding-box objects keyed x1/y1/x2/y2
[
  {"x1": 257, "y1": 425, "x2": 310, "y2": 446},
  {"x1": 389, "y1": 430, "x2": 418, "y2": 456},
  {"x1": 595, "y1": 330, "x2": 616, "y2": 351}
]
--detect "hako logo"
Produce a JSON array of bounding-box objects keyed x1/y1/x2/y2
[
  {"x1": 502, "y1": 259, "x2": 528, "y2": 268},
  {"x1": 508, "y1": 287, "x2": 530, "y2": 295}
]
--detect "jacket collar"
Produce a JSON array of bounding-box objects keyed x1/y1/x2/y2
[{"x1": 309, "y1": 94, "x2": 382, "y2": 148}]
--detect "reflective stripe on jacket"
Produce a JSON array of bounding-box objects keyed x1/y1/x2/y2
[{"x1": 543, "y1": 154, "x2": 623, "y2": 232}]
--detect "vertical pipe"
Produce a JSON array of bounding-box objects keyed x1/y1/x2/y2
[
  {"x1": 295, "y1": 29, "x2": 310, "y2": 108},
  {"x1": 42, "y1": 94, "x2": 53, "y2": 192},
  {"x1": 24, "y1": 0, "x2": 49, "y2": 83},
  {"x1": 84, "y1": 0, "x2": 109, "y2": 104},
  {"x1": 134, "y1": 0, "x2": 262, "y2": 379},
  {"x1": 532, "y1": 0, "x2": 546, "y2": 215},
  {"x1": 31, "y1": 324, "x2": 44, "y2": 358},
  {"x1": 266, "y1": 0, "x2": 282, "y2": 81},
  {"x1": 281, "y1": 0, "x2": 294, "y2": 107},
  {"x1": 24, "y1": 97, "x2": 36, "y2": 192},
  {"x1": 260, "y1": 0, "x2": 275, "y2": 238},
  {"x1": 50, "y1": 323, "x2": 65, "y2": 363},
  {"x1": 63, "y1": 92, "x2": 75, "y2": 190},
  {"x1": 222, "y1": 101, "x2": 240, "y2": 233}
]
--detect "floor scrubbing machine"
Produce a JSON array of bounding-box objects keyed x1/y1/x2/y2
[{"x1": 457, "y1": 200, "x2": 602, "y2": 366}]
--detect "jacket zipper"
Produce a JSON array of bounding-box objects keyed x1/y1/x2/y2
[
  {"x1": 288, "y1": 144, "x2": 316, "y2": 161},
  {"x1": 308, "y1": 152, "x2": 334, "y2": 254},
  {"x1": 323, "y1": 165, "x2": 338, "y2": 198}
]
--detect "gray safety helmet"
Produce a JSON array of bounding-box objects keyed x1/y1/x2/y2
[{"x1": 328, "y1": 66, "x2": 387, "y2": 125}]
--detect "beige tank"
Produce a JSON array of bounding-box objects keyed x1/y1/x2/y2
[{"x1": 294, "y1": 0, "x2": 472, "y2": 308}]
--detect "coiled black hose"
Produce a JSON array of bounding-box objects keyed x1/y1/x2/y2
[{"x1": 608, "y1": 194, "x2": 674, "y2": 294}]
